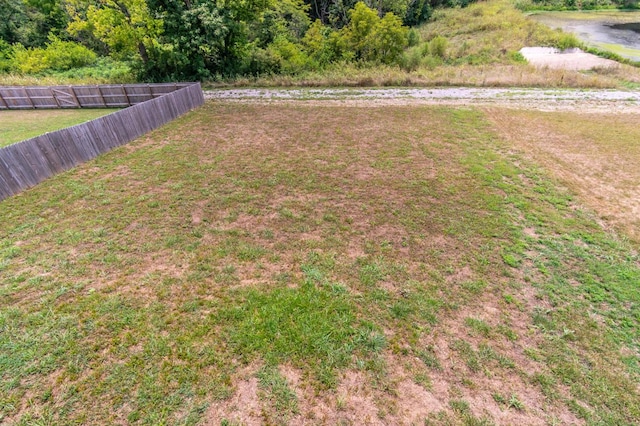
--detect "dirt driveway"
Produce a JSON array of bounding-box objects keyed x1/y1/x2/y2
[{"x1": 205, "y1": 87, "x2": 640, "y2": 113}]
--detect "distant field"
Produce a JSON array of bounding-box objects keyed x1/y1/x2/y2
[
  {"x1": 0, "y1": 109, "x2": 116, "y2": 147},
  {"x1": 0, "y1": 101, "x2": 638, "y2": 425}
]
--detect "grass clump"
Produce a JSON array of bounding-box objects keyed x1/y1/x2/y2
[{"x1": 220, "y1": 277, "x2": 383, "y2": 388}]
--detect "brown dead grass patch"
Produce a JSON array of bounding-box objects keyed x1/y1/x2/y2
[{"x1": 484, "y1": 107, "x2": 640, "y2": 241}]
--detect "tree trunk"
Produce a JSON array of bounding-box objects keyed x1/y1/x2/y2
[{"x1": 138, "y1": 42, "x2": 149, "y2": 64}]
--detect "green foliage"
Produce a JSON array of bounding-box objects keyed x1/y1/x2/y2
[
  {"x1": 0, "y1": 39, "x2": 14, "y2": 72},
  {"x1": 0, "y1": 0, "x2": 65, "y2": 47},
  {"x1": 302, "y1": 19, "x2": 347, "y2": 66},
  {"x1": 252, "y1": 0, "x2": 311, "y2": 46},
  {"x1": 342, "y1": 2, "x2": 409, "y2": 64},
  {"x1": 67, "y1": 0, "x2": 162, "y2": 63},
  {"x1": 407, "y1": 28, "x2": 421, "y2": 47},
  {"x1": 404, "y1": 0, "x2": 432, "y2": 25},
  {"x1": 554, "y1": 32, "x2": 581, "y2": 50},
  {"x1": 267, "y1": 37, "x2": 314, "y2": 74},
  {"x1": 9, "y1": 36, "x2": 97, "y2": 74},
  {"x1": 428, "y1": 35, "x2": 447, "y2": 58},
  {"x1": 9, "y1": 44, "x2": 47, "y2": 74},
  {"x1": 43, "y1": 36, "x2": 97, "y2": 70},
  {"x1": 0, "y1": 0, "x2": 481, "y2": 81},
  {"x1": 400, "y1": 45, "x2": 424, "y2": 71},
  {"x1": 51, "y1": 58, "x2": 134, "y2": 83}
]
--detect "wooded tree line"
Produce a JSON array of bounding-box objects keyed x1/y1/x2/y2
[{"x1": 0, "y1": 0, "x2": 475, "y2": 81}]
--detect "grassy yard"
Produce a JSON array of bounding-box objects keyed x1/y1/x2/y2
[
  {"x1": 0, "y1": 102, "x2": 639, "y2": 425},
  {"x1": 0, "y1": 109, "x2": 116, "y2": 148}
]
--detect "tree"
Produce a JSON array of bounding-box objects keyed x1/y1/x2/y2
[
  {"x1": 0, "y1": 0, "x2": 51, "y2": 47},
  {"x1": 67, "y1": 0, "x2": 163, "y2": 67},
  {"x1": 369, "y1": 11, "x2": 408, "y2": 63},
  {"x1": 341, "y1": 1, "x2": 407, "y2": 63}
]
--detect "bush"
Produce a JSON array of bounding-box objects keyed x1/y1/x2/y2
[
  {"x1": 0, "y1": 40, "x2": 13, "y2": 72},
  {"x1": 44, "y1": 37, "x2": 97, "y2": 71},
  {"x1": 302, "y1": 20, "x2": 346, "y2": 66},
  {"x1": 404, "y1": 0, "x2": 432, "y2": 26},
  {"x1": 10, "y1": 45, "x2": 49, "y2": 74},
  {"x1": 400, "y1": 46, "x2": 424, "y2": 71},
  {"x1": 554, "y1": 32, "x2": 581, "y2": 50},
  {"x1": 342, "y1": 2, "x2": 409, "y2": 65},
  {"x1": 51, "y1": 57, "x2": 134, "y2": 83},
  {"x1": 9, "y1": 37, "x2": 97, "y2": 74},
  {"x1": 407, "y1": 29, "x2": 421, "y2": 48},
  {"x1": 267, "y1": 37, "x2": 314, "y2": 74},
  {"x1": 428, "y1": 36, "x2": 448, "y2": 59},
  {"x1": 243, "y1": 45, "x2": 282, "y2": 76}
]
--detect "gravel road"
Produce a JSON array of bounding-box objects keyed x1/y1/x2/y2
[{"x1": 205, "y1": 87, "x2": 640, "y2": 112}]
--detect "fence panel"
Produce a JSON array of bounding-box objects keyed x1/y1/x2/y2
[
  {"x1": 0, "y1": 83, "x2": 204, "y2": 201},
  {"x1": 0, "y1": 83, "x2": 198, "y2": 110}
]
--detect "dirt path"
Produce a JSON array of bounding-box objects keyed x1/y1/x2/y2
[{"x1": 205, "y1": 87, "x2": 640, "y2": 112}]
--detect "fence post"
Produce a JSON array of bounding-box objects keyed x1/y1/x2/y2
[
  {"x1": 122, "y1": 85, "x2": 131, "y2": 106},
  {"x1": 23, "y1": 87, "x2": 36, "y2": 109},
  {"x1": 50, "y1": 88, "x2": 61, "y2": 108},
  {"x1": 0, "y1": 90, "x2": 8, "y2": 108},
  {"x1": 69, "y1": 86, "x2": 81, "y2": 108}
]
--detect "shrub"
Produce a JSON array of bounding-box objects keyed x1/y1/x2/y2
[
  {"x1": 407, "y1": 29, "x2": 421, "y2": 47},
  {"x1": 9, "y1": 37, "x2": 97, "y2": 74},
  {"x1": 370, "y1": 13, "x2": 409, "y2": 64},
  {"x1": 404, "y1": 0, "x2": 432, "y2": 26},
  {"x1": 428, "y1": 36, "x2": 448, "y2": 59},
  {"x1": 0, "y1": 40, "x2": 13, "y2": 72},
  {"x1": 554, "y1": 32, "x2": 581, "y2": 50},
  {"x1": 342, "y1": 2, "x2": 409, "y2": 65},
  {"x1": 243, "y1": 45, "x2": 282, "y2": 76},
  {"x1": 302, "y1": 19, "x2": 346, "y2": 66},
  {"x1": 51, "y1": 58, "x2": 134, "y2": 83},
  {"x1": 400, "y1": 46, "x2": 424, "y2": 71},
  {"x1": 44, "y1": 37, "x2": 97, "y2": 71},
  {"x1": 10, "y1": 45, "x2": 49, "y2": 74},
  {"x1": 267, "y1": 37, "x2": 314, "y2": 74}
]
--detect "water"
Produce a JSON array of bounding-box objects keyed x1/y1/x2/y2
[{"x1": 529, "y1": 11, "x2": 640, "y2": 61}]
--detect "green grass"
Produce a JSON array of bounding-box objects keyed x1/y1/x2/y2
[
  {"x1": 0, "y1": 109, "x2": 116, "y2": 147},
  {"x1": 0, "y1": 102, "x2": 639, "y2": 424}
]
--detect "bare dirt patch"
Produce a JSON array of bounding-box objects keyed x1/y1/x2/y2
[{"x1": 520, "y1": 47, "x2": 620, "y2": 71}]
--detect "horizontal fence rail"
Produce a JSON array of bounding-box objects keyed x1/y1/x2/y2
[
  {"x1": 0, "y1": 83, "x2": 204, "y2": 201},
  {"x1": 0, "y1": 83, "x2": 194, "y2": 109}
]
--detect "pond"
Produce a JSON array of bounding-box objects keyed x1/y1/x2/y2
[{"x1": 528, "y1": 10, "x2": 640, "y2": 61}]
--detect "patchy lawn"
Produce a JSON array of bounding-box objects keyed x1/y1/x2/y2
[
  {"x1": 0, "y1": 109, "x2": 116, "y2": 147},
  {"x1": 485, "y1": 108, "x2": 640, "y2": 242},
  {"x1": 0, "y1": 102, "x2": 638, "y2": 425}
]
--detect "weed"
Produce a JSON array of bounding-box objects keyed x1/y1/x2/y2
[
  {"x1": 464, "y1": 317, "x2": 493, "y2": 337},
  {"x1": 256, "y1": 366, "x2": 298, "y2": 421},
  {"x1": 508, "y1": 394, "x2": 525, "y2": 410}
]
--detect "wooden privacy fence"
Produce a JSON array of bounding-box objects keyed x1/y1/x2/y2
[
  {"x1": 0, "y1": 82, "x2": 204, "y2": 201},
  {"x1": 0, "y1": 83, "x2": 194, "y2": 109}
]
